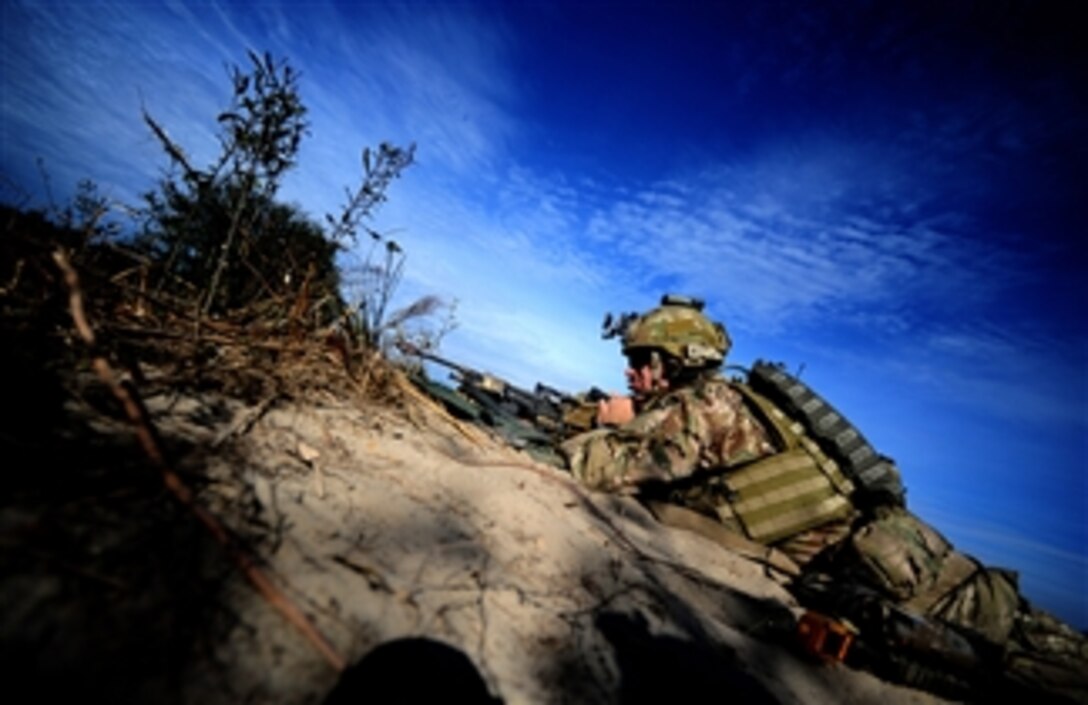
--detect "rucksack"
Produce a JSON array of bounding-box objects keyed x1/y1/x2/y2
[{"x1": 745, "y1": 360, "x2": 907, "y2": 508}]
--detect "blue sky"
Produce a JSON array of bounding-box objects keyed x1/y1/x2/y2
[{"x1": 3, "y1": 0, "x2": 1085, "y2": 628}]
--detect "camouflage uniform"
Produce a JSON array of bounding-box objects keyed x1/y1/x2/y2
[
  {"x1": 563, "y1": 376, "x2": 1088, "y2": 701},
  {"x1": 561, "y1": 371, "x2": 856, "y2": 566},
  {"x1": 562, "y1": 297, "x2": 857, "y2": 566},
  {"x1": 561, "y1": 372, "x2": 773, "y2": 491},
  {"x1": 565, "y1": 295, "x2": 1088, "y2": 703}
]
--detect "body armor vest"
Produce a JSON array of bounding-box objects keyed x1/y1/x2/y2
[{"x1": 704, "y1": 383, "x2": 857, "y2": 544}]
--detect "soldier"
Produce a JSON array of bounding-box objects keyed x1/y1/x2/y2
[
  {"x1": 561, "y1": 294, "x2": 858, "y2": 567},
  {"x1": 560, "y1": 295, "x2": 1088, "y2": 704}
]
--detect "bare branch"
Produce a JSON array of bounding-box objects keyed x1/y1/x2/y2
[{"x1": 141, "y1": 109, "x2": 198, "y2": 180}]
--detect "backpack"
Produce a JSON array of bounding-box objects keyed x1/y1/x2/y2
[{"x1": 745, "y1": 360, "x2": 907, "y2": 508}]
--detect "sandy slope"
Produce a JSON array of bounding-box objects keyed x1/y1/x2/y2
[{"x1": 1, "y1": 361, "x2": 956, "y2": 704}]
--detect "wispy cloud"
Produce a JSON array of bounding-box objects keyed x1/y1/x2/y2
[
  {"x1": 5, "y1": 0, "x2": 1078, "y2": 394},
  {"x1": 819, "y1": 317, "x2": 1088, "y2": 431},
  {"x1": 4, "y1": 1, "x2": 247, "y2": 202},
  {"x1": 575, "y1": 146, "x2": 1020, "y2": 337}
]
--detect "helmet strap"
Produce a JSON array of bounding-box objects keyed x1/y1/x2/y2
[{"x1": 649, "y1": 351, "x2": 672, "y2": 393}]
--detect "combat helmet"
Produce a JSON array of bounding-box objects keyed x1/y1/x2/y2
[{"x1": 619, "y1": 294, "x2": 731, "y2": 368}]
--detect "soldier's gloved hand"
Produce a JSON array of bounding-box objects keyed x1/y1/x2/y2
[{"x1": 597, "y1": 395, "x2": 635, "y2": 426}]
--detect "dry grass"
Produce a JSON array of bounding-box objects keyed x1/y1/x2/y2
[{"x1": 0, "y1": 218, "x2": 411, "y2": 694}]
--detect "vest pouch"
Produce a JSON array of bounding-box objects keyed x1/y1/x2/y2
[
  {"x1": 722, "y1": 448, "x2": 854, "y2": 544},
  {"x1": 846, "y1": 509, "x2": 953, "y2": 602}
]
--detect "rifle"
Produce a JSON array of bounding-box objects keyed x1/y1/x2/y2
[
  {"x1": 534, "y1": 381, "x2": 609, "y2": 407},
  {"x1": 396, "y1": 341, "x2": 606, "y2": 439}
]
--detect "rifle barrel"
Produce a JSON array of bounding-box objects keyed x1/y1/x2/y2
[
  {"x1": 401, "y1": 342, "x2": 601, "y2": 425},
  {"x1": 409, "y1": 347, "x2": 471, "y2": 377}
]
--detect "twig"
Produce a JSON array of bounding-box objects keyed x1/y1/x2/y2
[
  {"x1": 142, "y1": 110, "x2": 199, "y2": 180},
  {"x1": 1, "y1": 258, "x2": 25, "y2": 295},
  {"x1": 52, "y1": 248, "x2": 346, "y2": 672},
  {"x1": 212, "y1": 394, "x2": 280, "y2": 449}
]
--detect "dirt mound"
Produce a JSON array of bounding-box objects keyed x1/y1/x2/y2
[
  {"x1": 0, "y1": 236, "x2": 952, "y2": 704},
  {"x1": 2, "y1": 366, "x2": 957, "y2": 703}
]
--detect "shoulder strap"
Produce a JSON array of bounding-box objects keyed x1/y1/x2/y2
[
  {"x1": 730, "y1": 380, "x2": 802, "y2": 451},
  {"x1": 732, "y1": 382, "x2": 855, "y2": 498}
]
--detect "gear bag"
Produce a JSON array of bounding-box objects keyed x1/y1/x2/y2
[
  {"x1": 747, "y1": 360, "x2": 907, "y2": 507},
  {"x1": 842, "y1": 508, "x2": 1020, "y2": 648},
  {"x1": 845, "y1": 507, "x2": 955, "y2": 603}
]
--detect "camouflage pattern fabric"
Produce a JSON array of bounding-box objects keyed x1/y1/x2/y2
[
  {"x1": 561, "y1": 373, "x2": 860, "y2": 566},
  {"x1": 621, "y1": 301, "x2": 730, "y2": 367},
  {"x1": 560, "y1": 373, "x2": 775, "y2": 491},
  {"x1": 562, "y1": 371, "x2": 1088, "y2": 701},
  {"x1": 773, "y1": 516, "x2": 854, "y2": 566},
  {"x1": 925, "y1": 558, "x2": 1020, "y2": 647},
  {"x1": 558, "y1": 322, "x2": 1087, "y2": 702},
  {"x1": 559, "y1": 396, "x2": 601, "y2": 437},
  {"x1": 815, "y1": 506, "x2": 1088, "y2": 702},
  {"x1": 840, "y1": 508, "x2": 956, "y2": 604},
  {"x1": 1004, "y1": 606, "x2": 1088, "y2": 704},
  {"x1": 829, "y1": 507, "x2": 1025, "y2": 648}
]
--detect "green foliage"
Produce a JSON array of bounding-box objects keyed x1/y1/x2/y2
[
  {"x1": 329, "y1": 142, "x2": 416, "y2": 347},
  {"x1": 136, "y1": 50, "x2": 420, "y2": 335},
  {"x1": 15, "y1": 49, "x2": 427, "y2": 352},
  {"x1": 141, "y1": 179, "x2": 337, "y2": 313},
  {"x1": 138, "y1": 51, "x2": 351, "y2": 318}
]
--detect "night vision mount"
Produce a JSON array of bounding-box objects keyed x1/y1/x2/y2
[
  {"x1": 601, "y1": 294, "x2": 705, "y2": 340},
  {"x1": 601, "y1": 311, "x2": 639, "y2": 340}
]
